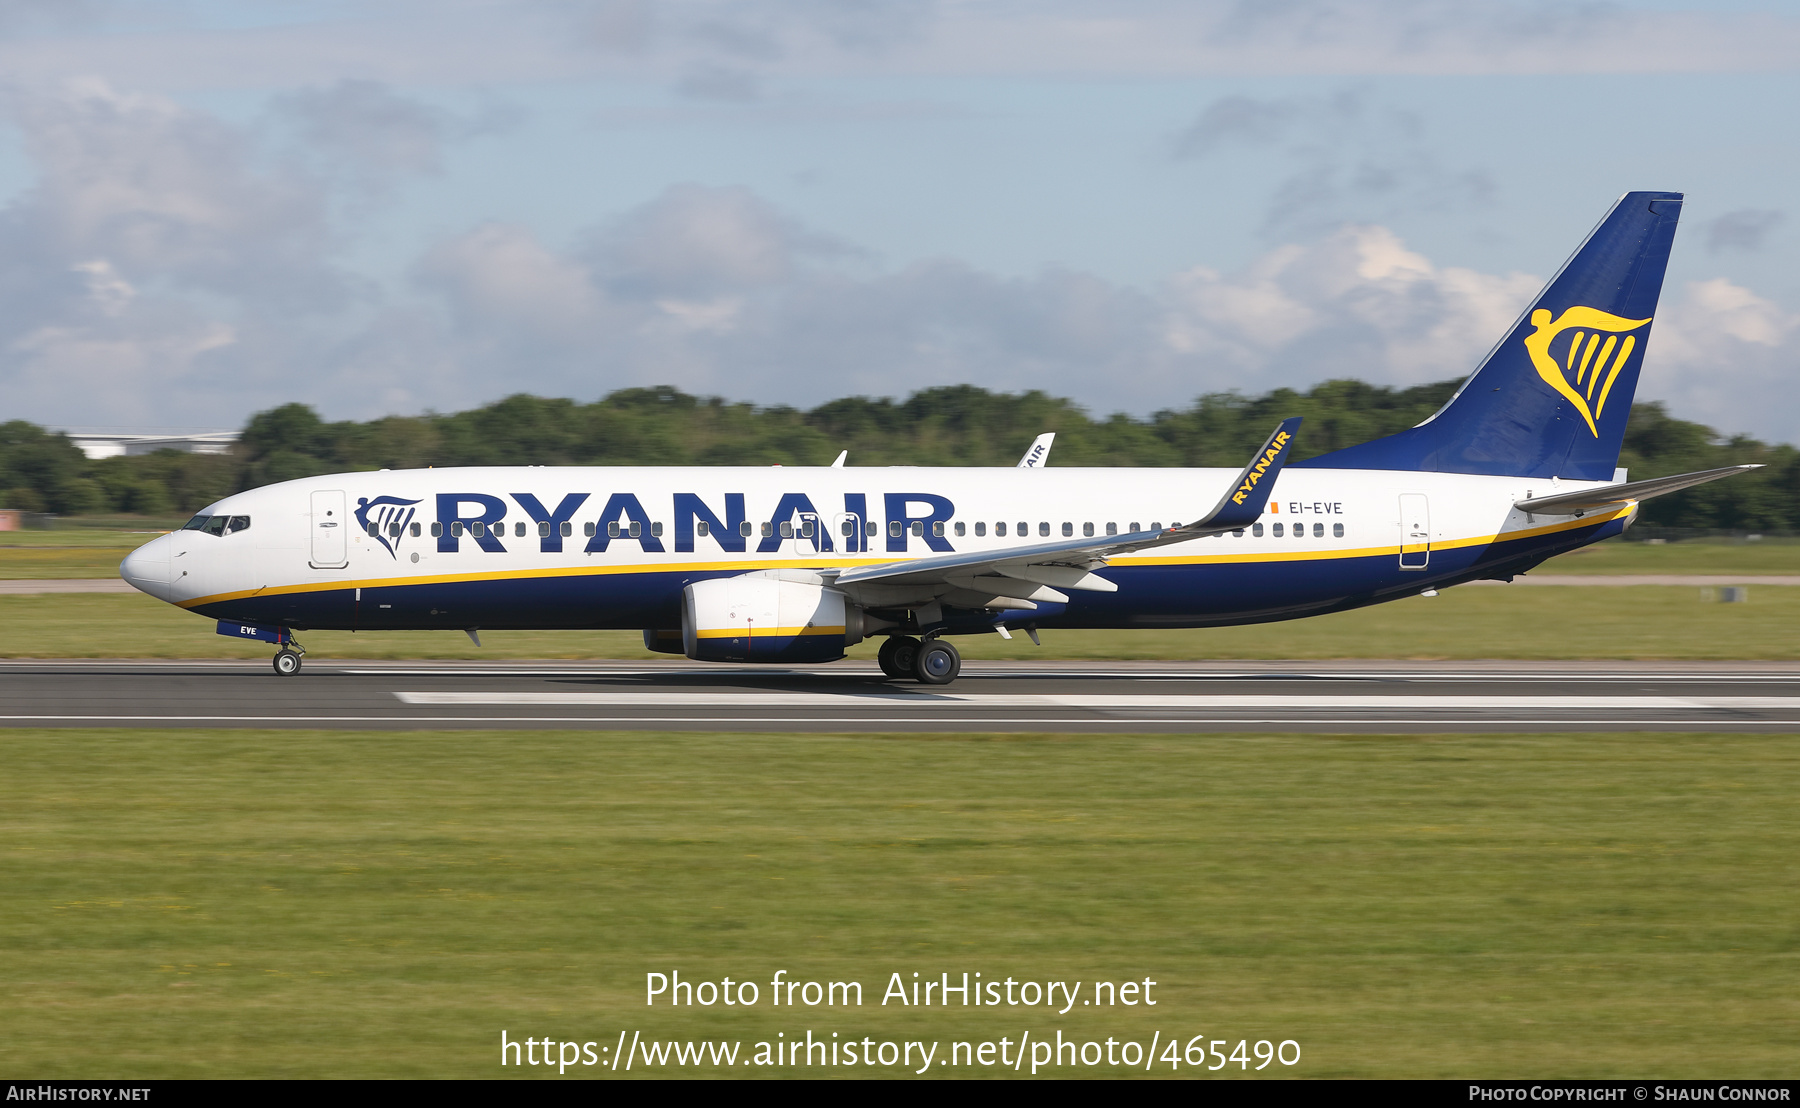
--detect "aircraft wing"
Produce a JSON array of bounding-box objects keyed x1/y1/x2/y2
[
  {"x1": 1514, "y1": 464, "x2": 1761, "y2": 515},
  {"x1": 1016, "y1": 432, "x2": 1055, "y2": 468},
  {"x1": 830, "y1": 418, "x2": 1301, "y2": 610}
]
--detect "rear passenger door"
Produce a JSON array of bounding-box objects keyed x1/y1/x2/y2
[{"x1": 1398, "y1": 493, "x2": 1430, "y2": 570}]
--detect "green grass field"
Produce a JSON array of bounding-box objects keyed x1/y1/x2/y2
[
  {"x1": 3, "y1": 584, "x2": 1797, "y2": 661},
  {"x1": 2, "y1": 728, "x2": 1795, "y2": 1078}
]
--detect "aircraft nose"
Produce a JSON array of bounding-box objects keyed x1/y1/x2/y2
[{"x1": 120, "y1": 533, "x2": 174, "y2": 602}]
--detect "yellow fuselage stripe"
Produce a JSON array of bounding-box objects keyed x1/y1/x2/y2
[{"x1": 176, "y1": 506, "x2": 1629, "y2": 610}]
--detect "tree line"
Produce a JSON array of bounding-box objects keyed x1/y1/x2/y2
[{"x1": 2, "y1": 380, "x2": 1795, "y2": 530}]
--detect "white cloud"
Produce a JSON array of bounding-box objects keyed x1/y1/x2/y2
[
  {"x1": 2, "y1": 78, "x2": 341, "y2": 304},
  {"x1": 0, "y1": 84, "x2": 1793, "y2": 449},
  {"x1": 1163, "y1": 225, "x2": 1540, "y2": 389},
  {"x1": 1643, "y1": 278, "x2": 1800, "y2": 442}
]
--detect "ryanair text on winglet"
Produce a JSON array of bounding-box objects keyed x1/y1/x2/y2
[{"x1": 1230, "y1": 431, "x2": 1291, "y2": 507}]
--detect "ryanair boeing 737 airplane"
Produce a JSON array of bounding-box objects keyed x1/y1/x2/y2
[{"x1": 120, "y1": 192, "x2": 1756, "y2": 683}]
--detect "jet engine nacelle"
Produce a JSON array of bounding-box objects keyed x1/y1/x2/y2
[{"x1": 682, "y1": 575, "x2": 873, "y2": 663}]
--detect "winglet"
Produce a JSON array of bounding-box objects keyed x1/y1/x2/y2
[
  {"x1": 1016, "y1": 432, "x2": 1055, "y2": 468},
  {"x1": 1186, "y1": 417, "x2": 1302, "y2": 533},
  {"x1": 830, "y1": 450, "x2": 847, "y2": 468}
]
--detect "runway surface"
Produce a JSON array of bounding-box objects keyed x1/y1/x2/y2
[{"x1": 5, "y1": 659, "x2": 1800, "y2": 732}]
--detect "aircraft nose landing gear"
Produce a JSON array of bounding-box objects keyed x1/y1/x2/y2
[{"x1": 272, "y1": 637, "x2": 306, "y2": 676}]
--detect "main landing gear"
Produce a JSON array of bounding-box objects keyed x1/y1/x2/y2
[
  {"x1": 877, "y1": 635, "x2": 962, "y2": 685},
  {"x1": 272, "y1": 639, "x2": 306, "y2": 677}
]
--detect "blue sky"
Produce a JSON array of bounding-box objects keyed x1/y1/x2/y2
[{"x1": 0, "y1": 0, "x2": 1795, "y2": 442}]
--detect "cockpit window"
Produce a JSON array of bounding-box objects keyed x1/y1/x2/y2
[{"x1": 181, "y1": 513, "x2": 249, "y2": 536}]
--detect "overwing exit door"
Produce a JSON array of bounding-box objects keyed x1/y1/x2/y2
[
  {"x1": 1398, "y1": 493, "x2": 1430, "y2": 570},
  {"x1": 833, "y1": 512, "x2": 862, "y2": 554},
  {"x1": 311, "y1": 489, "x2": 348, "y2": 568}
]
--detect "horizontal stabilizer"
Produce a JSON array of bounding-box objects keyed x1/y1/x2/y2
[{"x1": 1516, "y1": 465, "x2": 1762, "y2": 515}]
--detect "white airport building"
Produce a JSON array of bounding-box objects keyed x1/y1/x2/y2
[{"x1": 62, "y1": 431, "x2": 239, "y2": 460}]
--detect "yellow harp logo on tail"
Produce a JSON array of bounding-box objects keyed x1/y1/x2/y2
[{"x1": 1523, "y1": 306, "x2": 1652, "y2": 436}]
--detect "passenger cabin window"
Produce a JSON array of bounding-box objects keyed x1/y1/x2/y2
[
  {"x1": 839, "y1": 519, "x2": 853, "y2": 537},
  {"x1": 911, "y1": 521, "x2": 924, "y2": 537},
  {"x1": 410, "y1": 522, "x2": 422, "y2": 538},
  {"x1": 933, "y1": 521, "x2": 945, "y2": 538},
  {"x1": 1129, "y1": 521, "x2": 1140, "y2": 532},
  {"x1": 741, "y1": 521, "x2": 755, "y2": 538},
  {"x1": 560, "y1": 521, "x2": 572, "y2": 537},
  {"x1": 471, "y1": 522, "x2": 486, "y2": 538},
  {"x1": 1313, "y1": 523, "x2": 1324, "y2": 538},
  {"x1": 780, "y1": 521, "x2": 793, "y2": 539},
  {"x1": 651, "y1": 522, "x2": 663, "y2": 538},
  {"x1": 449, "y1": 521, "x2": 463, "y2": 537},
  {"x1": 890, "y1": 521, "x2": 902, "y2": 538},
  {"x1": 762, "y1": 522, "x2": 774, "y2": 539},
  {"x1": 1233, "y1": 529, "x2": 1245, "y2": 537},
  {"x1": 1333, "y1": 523, "x2": 1344, "y2": 538},
  {"x1": 799, "y1": 520, "x2": 813, "y2": 538},
  {"x1": 975, "y1": 522, "x2": 986, "y2": 537},
  {"x1": 431, "y1": 522, "x2": 443, "y2": 538},
  {"x1": 1252, "y1": 523, "x2": 1264, "y2": 537},
  {"x1": 955, "y1": 522, "x2": 966, "y2": 537},
  {"x1": 538, "y1": 522, "x2": 551, "y2": 538},
  {"x1": 1082, "y1": 522, "x2": 1094, "y2": 537},
  {"x1": 366, "y1": 522, "x2": 379, "y2": 537},
  {"x1": 698, "y1": 520, "x2": 711, "y2": 538},
  {"x1": 629, "y1": 521, "x2": 642, "y2": 538},
  {"x1": 1272, "y1": 522, "x2": 1284, "y2": 537},
  {"x1": 1106, "y1": 522, "x2": 1117, "y2": 536},
  {"x1": 1017, "y1": 522, "x2": 1028, "y2": 537},
  {"x1": 584, "y1": 522, "x2": 596, "y2": 537},
  {"x1": 1039, "y1": 522, "x2": 1050, "y2": 537},
  {"x1": 1149, "y1": 522, "x2": 1162, "y2": 531},
  {"x1": 608, "y1": 522, "x2": 621, "y2": 539},
  {"x1": 865, "y1": 520, "x2": 877, "y2": 538},
  {"x1": 995, "y1": 522, "x2": 1006, "y2": 537}
]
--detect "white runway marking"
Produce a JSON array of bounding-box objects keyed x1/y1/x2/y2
[{"x1": 393, "y1": 691, "x2": 1800, "y2": 710}]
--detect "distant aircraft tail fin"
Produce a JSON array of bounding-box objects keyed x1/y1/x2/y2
[
  {"x1": 1296, "y1": 191, "x2": 1683, "y2": 481},
  {"x1": 1017, "y1": 432, "x2": 1055, "y2": 468}
]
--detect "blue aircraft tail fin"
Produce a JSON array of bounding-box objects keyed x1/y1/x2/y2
[{"x1": 1295, "y1": 191, "x2": 1682, "y2": 481}]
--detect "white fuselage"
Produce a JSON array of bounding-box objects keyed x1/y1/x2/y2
[{"x1": 120, "y1": 464, "x2": 1628, "y2": 635}]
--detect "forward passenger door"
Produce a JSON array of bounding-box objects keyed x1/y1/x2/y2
[{"x1": 310, "y1": 489, "x2": 348, "y2": 569}]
